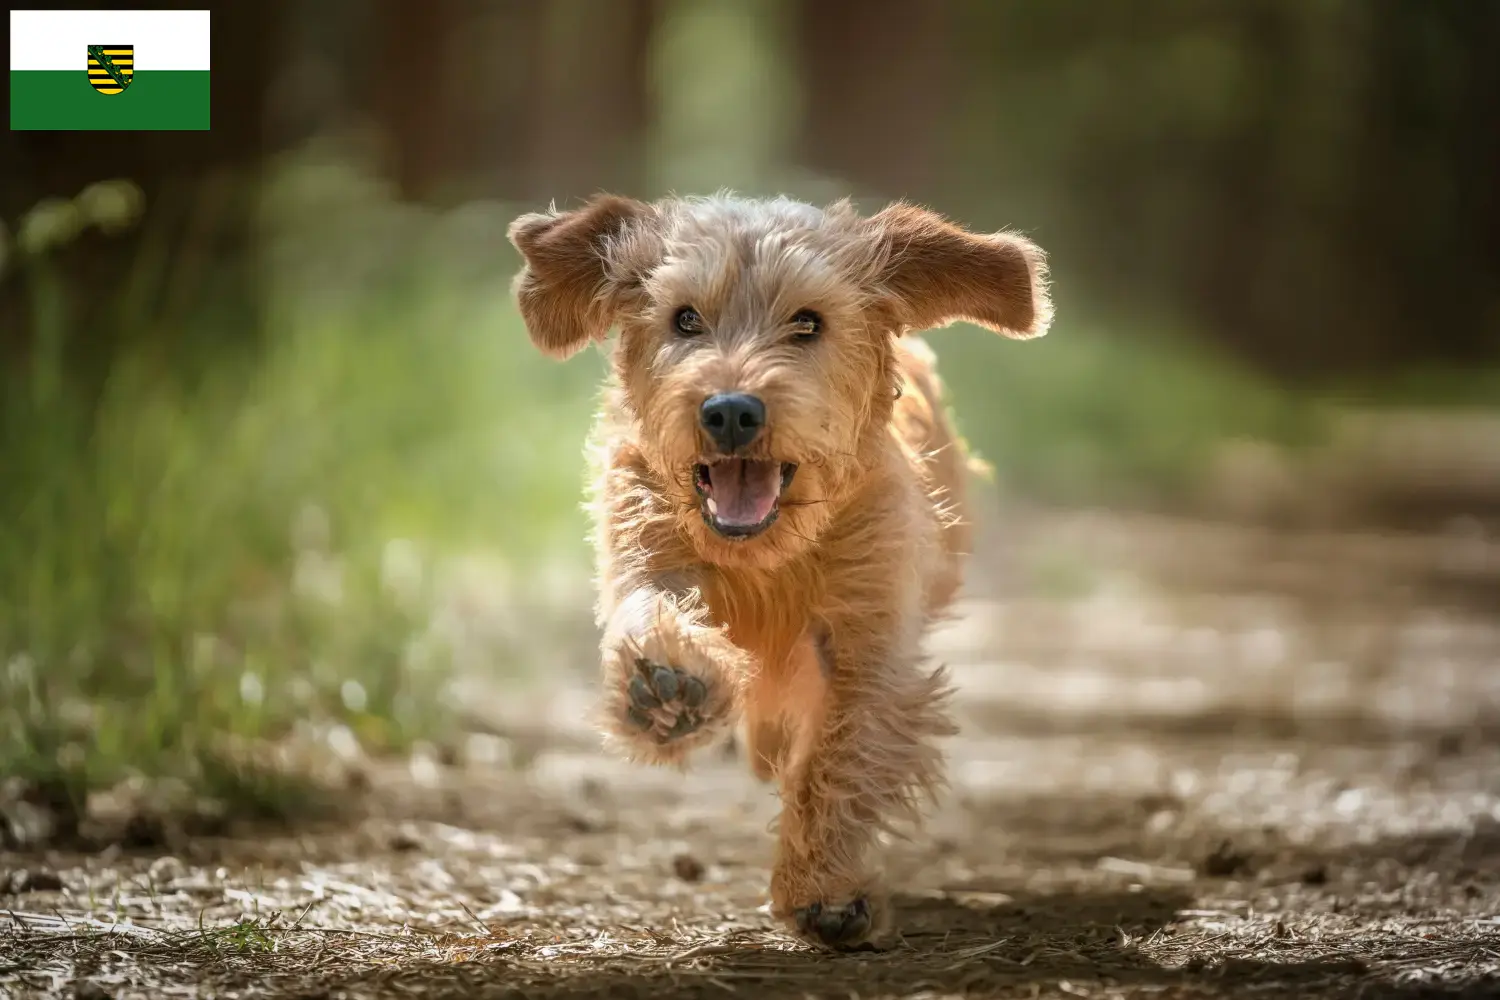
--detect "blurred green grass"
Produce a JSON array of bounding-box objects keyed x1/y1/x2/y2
[
  {"x1": 934, "y1": 316, "x2": 1328, "y2": 510},
  {"x1": 1, "y1": 153, "x2": 603, "y2": 816}
]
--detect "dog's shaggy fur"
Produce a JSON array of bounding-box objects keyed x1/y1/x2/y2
[{"x1": 508, "y1": 193, "x2": 1051, "y2": 947}]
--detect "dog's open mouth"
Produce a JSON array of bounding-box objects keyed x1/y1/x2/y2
[{"x1": 693, "y1": 460, "x2": 797, "y2": 539}]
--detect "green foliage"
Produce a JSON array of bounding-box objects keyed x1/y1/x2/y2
[
  {"x1": 0, "y1": 154, "x2": 601, "y2": 811},
  {"x1": 933, "y1": 317, "x2": 1329, "y2": 509},
  {"x1": 1320, "y1": 364, "x2": 1500, "y2": 412}
]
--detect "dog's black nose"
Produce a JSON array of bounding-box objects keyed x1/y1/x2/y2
[{"x1": 700, "y1": 393, "x2": 766, "y2": 453}]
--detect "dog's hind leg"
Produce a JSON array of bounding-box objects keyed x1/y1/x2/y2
[{"x1": 767, "y1": 625, "x2": 956, "y2": 948}]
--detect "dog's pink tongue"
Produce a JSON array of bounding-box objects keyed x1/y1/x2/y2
[{"x1": 709, "y1": 459, "x2": 779, "y2": 526}]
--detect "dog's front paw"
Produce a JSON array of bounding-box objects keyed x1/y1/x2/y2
[
  {"x1": 625, "y1": 657, "x2": 711, "y2": 744},
  {"x1": 600, "y1": 603, "x2": 745, "y2": 764}
]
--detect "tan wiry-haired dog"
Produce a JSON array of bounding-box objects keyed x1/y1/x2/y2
[{"x1": 508, "y1": 193, "x2": 1050, "y2": 947}]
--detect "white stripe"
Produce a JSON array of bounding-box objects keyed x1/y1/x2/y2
[{"x1": 10, "y1": 10, "x2": 210, "y2": 71}]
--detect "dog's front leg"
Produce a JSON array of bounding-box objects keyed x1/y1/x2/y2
[
  {"x1": 598, "y1": 585, "x2": 749, "y2": 767},
  {"x1": 768, "y1": 626, "x2": 955, "y2": 948}
]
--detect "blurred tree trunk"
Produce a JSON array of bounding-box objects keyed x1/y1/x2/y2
[
  {"x1": 1465, "y1": 4, "x2": 1500, "y2": 356},
  {"x1": 1388, "y1": 0, "x2": 1500, "y2": 365},
  {"x1": 522, "y1": 0, "x2": 656, "y2": 203},
  {"x1": 794, "y1": 0, "x2": 953, "y2": 197},
  {"x1": 369, "y1": 0, "x2": 466, "y2": 202},
  {"x1": 1179, "y1": 0, "x2": 1500, "y2": 378},
  {"x1": 933, "y1": 0, "x2": 1498, "y2": 381},
  {"x1": 1305, "y1": 0, "x2": 1500, "y2": 374},
  {"x1": 365, "y1": 0, "x2": 654, "y2": 205},
  {"x1": 1183, "y1": 3, "x2": 1301, "y2": 375}
]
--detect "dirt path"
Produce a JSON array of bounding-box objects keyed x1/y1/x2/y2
[{"x1": 4, "y1": 511, "x2": 1500, "y2": 999}]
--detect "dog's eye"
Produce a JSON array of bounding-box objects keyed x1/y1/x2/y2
[
  {"x1": 673, "y1": 306, "x2": 705, "y2": 336},
  {"x1": 790, "y1": 309, "x2": 822, "y2": 342}
]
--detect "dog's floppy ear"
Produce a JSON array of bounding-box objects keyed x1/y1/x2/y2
[
  {"x1": 870, "y1": 202, "x2": 1052, "y2": 340},
  {"x1": 508, "y1": 194, "x2": 652, "y2": 359}
]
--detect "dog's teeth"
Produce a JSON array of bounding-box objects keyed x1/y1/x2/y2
[{"x1": 706, "y1": 498, "x2": 718, "y2": 516}]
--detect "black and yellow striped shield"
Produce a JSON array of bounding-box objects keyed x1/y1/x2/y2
[{"x1": 86, "y1": 45, "x2": 133, "y2": 95}]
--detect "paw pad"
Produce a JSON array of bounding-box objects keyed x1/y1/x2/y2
[{"x1": 624, "y1": 658, "x2": 709, "y2": 744}]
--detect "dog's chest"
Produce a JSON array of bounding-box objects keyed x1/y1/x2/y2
[{"x1": 697, "y1": 567, "x2": 819, "y2": 670}]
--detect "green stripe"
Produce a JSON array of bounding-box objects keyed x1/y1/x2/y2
[{"x1": 10, "y1": 70, "x2": 209, "y2": 131}]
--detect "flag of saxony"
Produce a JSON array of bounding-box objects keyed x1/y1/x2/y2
[{"x1": 11, "y1": 10, "x2": 210, "y2": 130}]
